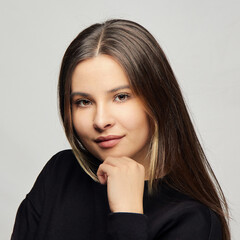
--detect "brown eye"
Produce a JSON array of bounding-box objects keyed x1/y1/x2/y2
[
  {"x1": 114, "y1": 93, "x2": 130, "y2": 102},
  {"x1": 75, "y1": 99, "x2": 92, "y2": 107}
]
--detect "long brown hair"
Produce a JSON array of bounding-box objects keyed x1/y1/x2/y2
[{"x1": 58, "y1": 19, "x2": 230, "y2": 239}]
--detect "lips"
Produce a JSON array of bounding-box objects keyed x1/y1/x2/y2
[{"x1": 94, "y1": 135, "x2": 124, "y2": 148}]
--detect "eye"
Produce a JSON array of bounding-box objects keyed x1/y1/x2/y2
[
  {"x1": 74, "y1": 99, "x2": 92, "y2": 107},
  {"x1": 114, "y1": 93, "x2": 131, "y2": 102}
]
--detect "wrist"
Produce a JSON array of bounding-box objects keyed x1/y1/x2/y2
[{"x1": 112, "y1": 207, "x2": 143, "y2": 214}]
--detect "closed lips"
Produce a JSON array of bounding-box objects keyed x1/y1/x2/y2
[{"x1": 95, "y1": 135, "x2": 124, "y2": 142}]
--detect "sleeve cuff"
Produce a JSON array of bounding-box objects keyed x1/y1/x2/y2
[{"x1": 107, "y1": 212, "x2": 148, "y2": 240}]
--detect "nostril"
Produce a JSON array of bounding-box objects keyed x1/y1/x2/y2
[
  {"x1": 93, "y1": 124, "x2": 103, "y2": 132},
  {"x1": 104, "y1": 123, "x2": 112, "y2": 128},
  {"x1": 93, "y1": 123, "x2": 112, "y2": 132}
]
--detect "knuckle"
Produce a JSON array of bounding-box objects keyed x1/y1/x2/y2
[
  {"x1": 98, "y1": 163, "x2": 103, "y2": 170},
  {"x1": 104, "y1": 156, "x2": 112, "y2": 162},
  {"x1": 125, "y1": 162, "x2": 133, "y2": 169},
  {"x1": 112, "y1": 167, "x2": 118, "y2": 174},
  {"x1": 139, "y1": 164, "x2": 145, "y2": 170},
  {"x1": 137, "y1": 164, "x2": 145, "y2": 173},
  {"x1": 133, "y1": 161, "x2": 140, "y2": 168}
]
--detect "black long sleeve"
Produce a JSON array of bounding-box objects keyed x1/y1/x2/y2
[{"x1": 11, "y1": 150, "x2": 222, "y2": 240}]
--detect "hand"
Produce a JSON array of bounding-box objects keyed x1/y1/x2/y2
[{"x1": 97, "y1": 156, "x2": 145, "y2": 214}]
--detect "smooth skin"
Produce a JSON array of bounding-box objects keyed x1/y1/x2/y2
[
  {"x1": 71, "y1": 55, "x2": 151, "y2": 214},
  {"x1": 97, "y1": 156, "x2": 145, "y2": 213}
]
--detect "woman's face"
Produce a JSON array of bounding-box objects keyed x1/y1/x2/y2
[{"x1": 71, "y1": 55, "x2": 151, "y2": 168}]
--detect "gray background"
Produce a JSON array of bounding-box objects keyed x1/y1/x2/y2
[{"x1": 1, "y1": 0, "x2": 239, "y2": 239}]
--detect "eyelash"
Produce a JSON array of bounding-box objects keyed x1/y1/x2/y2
[
  {"x1": 73, "y1": 93, "x2": 131, "y2": 108},
  {"x1": 114, "y1": 93, "x2": 131, "y2": 102},
  {"x1": 74, "y1": 99, "x2": 92, "y2": 107}
]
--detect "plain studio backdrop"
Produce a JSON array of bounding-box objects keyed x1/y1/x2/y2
[{"x1": 0, "y1": 0, "x2": 239, "y2": 239}]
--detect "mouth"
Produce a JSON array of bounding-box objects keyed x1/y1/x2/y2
[{"x1": 94, "y1": 135, "x2": 124, "y2": 148}]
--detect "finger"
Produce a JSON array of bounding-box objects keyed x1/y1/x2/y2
[
  {"x1": 104, "y1": 157, "x2": 144, "y2": 175},
  {"x1": 104, "y1": 156, "x2": 136, "y2": 168},
  {"x1": 97, "y1": 163, "x2": 116, "y2": 185}
]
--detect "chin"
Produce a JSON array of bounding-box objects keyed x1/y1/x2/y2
[{"x1": 98, "y1": 150, "x2": 130, "y2": 160}]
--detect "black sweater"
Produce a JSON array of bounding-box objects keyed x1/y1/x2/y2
[{"x1": 11, "y1": 150, "x2": 222, "y2": 240}]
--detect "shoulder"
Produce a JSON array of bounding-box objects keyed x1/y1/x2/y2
[
  {"x1": 173, "y1": 200, "x2": 222, "y2": 239},
  {"x1": 150, "y1": 183, "x2": 222, "y2": 239},
  {"x1": 40, "y1": 149, "x2": 93, "y2": 183},
  {"x1": 26, "y1": 149, "x2": 94, "y2": 213},
  {"x1": 160, "y1": 187, "x2": 222, "y2": 239},
  {"x1": 27, "y1": 149, "x2": 91, "y2": 198},
  {"x1": 40, "y1": 149, "x2": 87, "y2": 178},
  {"x1": 170, "y1": 198, "x2": 219, "y2": 224},
  {"x1": 44, "y1": 149, "x2": 78, "y2": 170}
]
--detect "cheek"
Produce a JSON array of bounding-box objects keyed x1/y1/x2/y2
[
  {"x1": 72, "y1": 111, "x2": 91, "y2": 139},
  {"x1": 120, "y1": 105, "x2": 150, "y2": 135}
]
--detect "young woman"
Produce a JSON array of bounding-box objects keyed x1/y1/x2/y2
[{"x1": 12, "y1": 19, "x2": 230, "y2": 240}]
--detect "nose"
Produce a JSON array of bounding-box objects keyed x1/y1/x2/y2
[{"x1": 93, "y1": 104, "x2": 115, "y2": 132}]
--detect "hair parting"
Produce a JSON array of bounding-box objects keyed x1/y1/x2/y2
[{"x1": 58, "y1": 19, "x2": 230, "y2": 239}]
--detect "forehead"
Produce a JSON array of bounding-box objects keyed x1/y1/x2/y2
[{"x1": 71, "y1": 55, "x2": 130, "y2": 92}]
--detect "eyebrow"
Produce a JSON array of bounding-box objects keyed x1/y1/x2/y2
[{"x1": 70, "y1": 85, "x2": 130, "y2": 98}]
